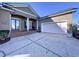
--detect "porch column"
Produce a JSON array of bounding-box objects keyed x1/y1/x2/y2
[
  {"x1": 26, "y1": 17, "x2": 30, "y2": 31},
  {"x1": 36, "y1": 20, "x2": 39, "y2": 30}
]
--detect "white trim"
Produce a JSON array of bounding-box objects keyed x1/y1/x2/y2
[
  {"x1": 26, "y1": 17, "x2": 29, "y2": 31},
  {"x1": 36, "y1": 20, "x2": 39, "y2": 30}
]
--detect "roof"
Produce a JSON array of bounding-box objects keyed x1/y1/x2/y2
[
  {"x1": 9, "y1": 3, "x2": 39, "y2": 17},
  {"x1": 0, "y1": 3, "x2": 78, "y2": 20},
  {"x1": 0, "y1": 3, "x2": 39, "y2": 18},
  {"x1": 0, "y1": 3, "x2": 14, "y2": 12},
  {"x1": 40, "y1": 8, "x2": 78, "y2": 20}
]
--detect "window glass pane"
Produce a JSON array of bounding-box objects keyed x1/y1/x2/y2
[
  {"x1": 11, "y1": 18, "x2": 20, "y2": 31},
  {"x1": 16, "y1": 20, "x2": 20, "y2": 30},
  {"x1": 11, "y1": 19, "x2": 15, "y2": 30}
]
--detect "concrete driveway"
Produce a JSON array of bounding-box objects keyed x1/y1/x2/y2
[{"x1": 0, "y1": 33, "x2": 79, "y2": 57}]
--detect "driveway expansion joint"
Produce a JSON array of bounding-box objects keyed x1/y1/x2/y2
[
  {"x1": 6, "y1": 34, "x2": 47, "y2": 56},
  {"x1": 25, "y1": 36, "x2": 62, "y2": 57},
  {"x1": 6, "y1": 41, "x2": 33, "y2": 56}
]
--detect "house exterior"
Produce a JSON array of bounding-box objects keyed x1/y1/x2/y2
[
  {"x1": 39, "y1": 8, "x2": 78, "y2": 35},
  {"x1": 0, "y1": 3, "x2": 39, "y2": 33},
  {"x1": 0, "y1": 3, "x2": 78, "y2": 38}
]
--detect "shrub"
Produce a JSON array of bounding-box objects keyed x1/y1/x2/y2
[{"x1": 0, "y1": 30, "x2": 9, "y2": 40}]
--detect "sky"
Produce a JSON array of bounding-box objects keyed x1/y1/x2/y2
[
  {"x1": 25, "y1": 2, "x2": 79, "y2": 23},
  {"x1": 1, "y1": 2, "x2": 79, "y2": 24},
  {"x1": 26, "y1": 2, "x2": 79, "y2": 24}
]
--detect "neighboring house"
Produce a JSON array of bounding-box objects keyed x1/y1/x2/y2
[{"x1": 0, "y1": 3, "x2": 78, "y2": 36}]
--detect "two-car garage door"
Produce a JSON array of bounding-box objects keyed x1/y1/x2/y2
[{"x1": 41, "y1": 22, "x2": 67, "y2": 34}]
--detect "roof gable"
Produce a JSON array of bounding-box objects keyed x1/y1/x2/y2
[{"x1": 9, "y1": 3, "x2": 39, "y2": 17}]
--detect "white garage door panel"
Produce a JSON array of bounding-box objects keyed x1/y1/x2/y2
[{"x1": 41, "y1": 22, "x2": 65, "y2": 34}]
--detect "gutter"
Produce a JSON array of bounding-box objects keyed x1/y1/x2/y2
[{"x1": 0, "y1": 4, "x2": 14, "y2": 12}]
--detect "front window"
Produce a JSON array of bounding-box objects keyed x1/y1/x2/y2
[{"x1": 11, "y1": 19, "x2": 20, "y2": 31}]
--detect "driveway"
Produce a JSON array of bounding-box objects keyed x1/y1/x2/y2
[{"x1": 0, "y1": 33, "x2": 79, "y2": 57}]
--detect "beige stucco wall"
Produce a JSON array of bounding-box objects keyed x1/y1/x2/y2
[
  {"x1": 51, "y1": 14, "x2": 72, "y2": 33},
  {"x1": 0, "y1": 10, "x2": 11, "y2": 30},
  {"x1": 40, "y1": 14, "x2": 72, "y2": 23}
]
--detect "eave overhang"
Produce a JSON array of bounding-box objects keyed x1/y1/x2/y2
[{"x1": 40, "y1": 8, "x2": 78, "y2": 20}]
